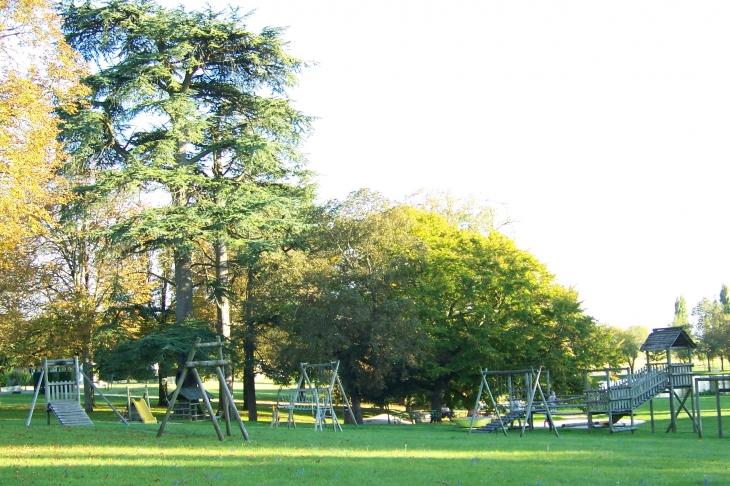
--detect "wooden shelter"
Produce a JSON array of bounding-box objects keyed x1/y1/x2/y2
[
  {"x1": 166, "y1": 387, "x2": 214, "y2": 421},
  {"x1": 639, "y1": 327, "x2": 696, "y2": 433}
]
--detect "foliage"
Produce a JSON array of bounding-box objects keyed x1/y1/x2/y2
[
  {"x1": 60, "y1": 0, "x2": 313, "y2": 418},
  {"x1": 7, "y1": 193, "x2": 154, "y2": 367},
  {"x1": 0, "y1": 0, "x2": 85, "y2": 253},
  {"x1": 0, "y1": 368, "x2": 31, "y2": 387},
  {"x1": 672, "y1": 295, "x2": 690, "y2": 331},
  {"x1": 612, "y1": 325, "x2": 649, "y2": 372},
  {"x1": 693, "y1": 296, "x2": 730, "y2": 370},
  {"x1": 407, "y1": 208, "x2": 611, "y2": 407},
  {"x1": 405, "y1": 189, "x2": 510, "y2": 234},
  {"x1": 97, "y1": 320, "x2": 219, "y2": 381},
  {"x1": 265, "y1": 191, "x2": 426, "y2": 419},
  {"x1": 59, "y1": 0, "x2": 312, "y2": 322}
]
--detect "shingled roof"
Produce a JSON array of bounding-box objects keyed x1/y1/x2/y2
[
  {"x1": 640, "y1": 327, "x2": 696, "y2": 352},
  {"x1": 168, "y1": 387, "x2": 214, "y2": 402}
]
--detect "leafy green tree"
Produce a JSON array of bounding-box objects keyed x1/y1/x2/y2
[
  {"x1": 408, "y1": 209, "x2": 608, "y2": 409},
  {"x1": 60, "y1": 0, "x2": 312, "y2": 418},
  {"x1": 693, "y1": 298, "x2": 730, "y2": 371},
  {"x1": 672, "y1": 296, "x2": 690, "y2": 331},
  {"x1": 721, "y1": 285, "x2": 730, "y2": 314},
  {"x1": 30, "y1": 192, "x2": 153, "y2": 411},
  {"x1": 613, "y1": 325, "x2": 649, "y2": 372},
  {"x1": 267, "y1": 191, "x2": 425, "y2": 422}
]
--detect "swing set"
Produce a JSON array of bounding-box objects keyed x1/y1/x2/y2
[
  {"x1": 467, "y1": 367, "x2": 559, "y2": 437},
  {"x1": 273, "y1": 361, "x2": 357, "y2": 431}
]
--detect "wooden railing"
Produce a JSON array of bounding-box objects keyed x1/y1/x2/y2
[
  {"x1": 47, "y1": 381, "x2": 78, "y2": 402},
  {"x1": 585, "y1": 363, "x2": 695, "y2": 414}
]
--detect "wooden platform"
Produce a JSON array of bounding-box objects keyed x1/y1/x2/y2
[{"x1": 48, "y1": 400, "x2": 94, "y2": 426}]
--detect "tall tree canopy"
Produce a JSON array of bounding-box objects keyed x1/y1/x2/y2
[
  {"x1": 673, "y1": 295, "x2": 690, "y2": 331},
  {"x1": 268, "y1": 191, "x2": 426, "y2": 422},
  {"x1": 60, "y1": 0, "x2": 312, "y2": 418},
  {"x1": 0, "y1": 0, "x2": 85, "y2": 253},
  {"x1": 407, "y1": 208, "x2": 609, "y2": 408},
  {"x1": 0, "y1": 0, "x2": 86, "y2": 373},
  {"x1": 60, "y1": 0, "x2": 312, "y2": 322}
]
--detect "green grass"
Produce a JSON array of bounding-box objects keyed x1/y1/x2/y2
[{"x1": 2, "y1": 391, "x2": 730, "y2": 485}]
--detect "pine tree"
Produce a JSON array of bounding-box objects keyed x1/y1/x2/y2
[{"x1": 60, "y1": 0, "x2": 312, "y2": 419}]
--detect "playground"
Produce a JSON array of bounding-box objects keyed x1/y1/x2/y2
[
  {"x1": 4, "y1": 329, "x2": 730, "y2": 484},
  {"x1": 2, "y1": 387, "x2": 730, "y2": 485}
]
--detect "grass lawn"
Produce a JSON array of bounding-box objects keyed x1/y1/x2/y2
[{"x1": 1, "y1": 389, "x2": 730, "y2": 485}]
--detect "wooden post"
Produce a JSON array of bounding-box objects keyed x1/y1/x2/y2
[
  {"x1": 25, "y1": 369, "x2": 44, "y2": 427},
  {"x1": 667, "y1": 349, "x2": 676, "y2": 433},
  {"x1": 44, "y1": 359, "x2": 50, "y2": 425},
  {"x1": 191, "y1": 367, "x2": 224, "y2": 441},
  {"x1": 215, "y1": 337, "x2": 232, "y2": 437},
  {"x1": 157, "y1": 340, "x2": 198, "y2": 438},
  {"x1": 695, "y1": 377, "x2": 703, "y2": 438},
  {"x1": 127, "y1": 386, "x2": 133, "y2": 420},
  {"x1": 628, "y1": 366, "x2": 635, "y2": 430},
  {"x1": 716, "y1": 381, "x2": 723, "y2": 439},
  {"x1": 214, "y1": 366, "x2": 249, "y2": 441},
  {"x1": 468, "y1": 370, "x2": 486, "y2": 435},
  {"x1": 74, "y1": 357, "x2": 81, "y2": 404},
  {"x1": 585, "y1": 370, "x2": 592, "y2": 433},
  {"x1": 605, "y1": 369, "x2": 613, "y2": 433}
]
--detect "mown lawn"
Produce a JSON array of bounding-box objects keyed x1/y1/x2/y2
[{"x1": 1, "y1": 390, "x2": 730, "y2": 485}]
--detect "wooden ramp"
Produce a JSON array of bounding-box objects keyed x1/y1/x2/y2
[{"x1": 48, "y1": 400, "x2": 94, "y2": 426}]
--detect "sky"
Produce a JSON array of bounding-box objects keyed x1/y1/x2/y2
[{"x1": 165, "y1": 0, "x2": 730, "y2": 329}]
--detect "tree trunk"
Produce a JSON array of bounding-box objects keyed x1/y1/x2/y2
[
  {"x1": 350, "y1": 391, "x2": 364, "y2": 424},
  {"x1": 215, "y1": 242, "x2": 234, "y2": 412},
  {"x1": 243, "y1": 319, "x2": 257, "y2": 421},
  {"x1": 158, "y1": 372, "x2": 168, "y2": 406},
  {"x1": 431, "y1": 377, "x2": 449, "y2": 411},
  {"x1": 174, "y1": 242, "x2": 194, "y2": 324}
]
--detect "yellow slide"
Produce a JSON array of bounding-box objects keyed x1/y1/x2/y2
[{"x1": 132, "y1": 399, "x2": 157, "y2": 424}]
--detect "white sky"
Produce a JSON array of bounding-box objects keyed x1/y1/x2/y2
[{"x1": 168, "y1": 0, "x2": 730, "y2": 329}]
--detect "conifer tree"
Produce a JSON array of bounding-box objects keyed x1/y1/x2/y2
[{"x1": 60, "y1": 0, "x2": 312, "y2": 418}]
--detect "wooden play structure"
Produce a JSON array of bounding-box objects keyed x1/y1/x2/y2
[
  {"x1": 470, "y1": 327, "x2": 699, "y2": 436},
  {"x1": 467, "y1": 367, "x2": 559, "y2": 437},
  {"x1": 26, "y1": 357, "x2": 127, "y2": 427},
  {"x1": 585, "y1": 327, "x2": 696, "y2": 434},
  {"x1": 272, "y1": 361, "x2": 357, "y2": 431},
  {"x1": 157, "y1": 337, "x2": 249, "y2": 442}
]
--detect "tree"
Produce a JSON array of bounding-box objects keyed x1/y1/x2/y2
[
  {"x1": 405, "y1": 189, "x2": 510, "y2": 234},
  {"x1": 693, "y1": 298, "x2": 730, "y2": 371},
  {"x1": 0, "y1": 0, "x2": 85, "y2": 252},
  {"x1": 60, "y1": 0, "x2": 312, "y2": 419},
  {"x1": 266, "y1": 191, "x2": 426, "y2": 422},
  {"x1": 613, "y1": 325, "x2": 649, "y2": 372},
  {"x1": 408, "y1": 209, "x2": 608, "y2": 409},
  {"x1": 672, "y1": 296, "x2": 690, "y2": 331},
  {"x1": 22, "y1": 193, "x2": 153, "y2": 411}
]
